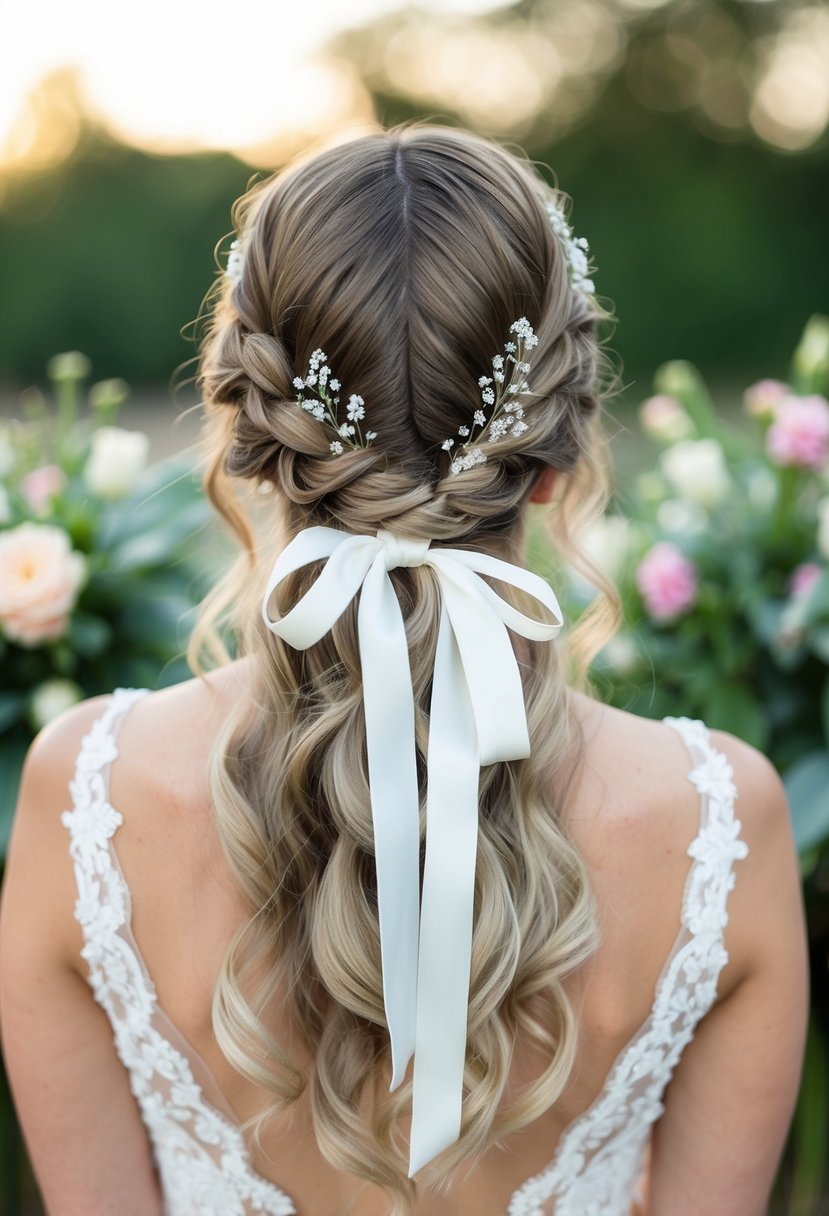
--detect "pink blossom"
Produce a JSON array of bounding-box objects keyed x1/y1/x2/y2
[
  {"x1": 639, "y1": 394, "x2": 693, "y2": 442},
  {"x1": 788, "y1": 561, "x2": 823, "y2": 598},
  {"x1": 635, "y1": 542, "x2": 698, "y2": 621},
  {"x1": 21, "y1": 464, "x2": 67, "y2": 515},
  {"x1": 0, "y1": 522, "x2": 85, "y2": 646},
  {"x1": 743, "y1": 379, "x2": 790, "y2": 419},
  {"x1": 766, "y1": 394, "x2": 829, "y2": 470}
]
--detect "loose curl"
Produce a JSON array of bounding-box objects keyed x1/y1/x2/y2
[{"x1": 188, "y1": 123, "x2": 623, "y2": 1214}]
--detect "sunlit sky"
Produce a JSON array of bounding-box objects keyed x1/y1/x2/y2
[
  {"x1": 0, "y1": 0, "x2": 504, "y2": 168},
  {"x1": 2, "y1": 0, "x2": 828, "y2": 173}
]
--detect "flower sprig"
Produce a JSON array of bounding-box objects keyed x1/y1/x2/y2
[
  {"x1": 443, "y1": 317, "x2": 538, "y2": 475},
  {"x1": 292, "y1": 349, "x2": 378, "y2": 455},
  {"x1": 545, "y1": 199, "x2": 594, "y2": 296}
]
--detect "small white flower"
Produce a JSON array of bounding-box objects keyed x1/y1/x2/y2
[
  {"x1": 512, "y1": 421, "x2": 529, "y2": 437},
  {"x1": 458, "y1": 426, "x2": 470, "y2": 437},
  {"x1": 481, "y1": 388, "x2": 495, "y2": 405},
  {"x1": 293, "y1": 377, "x2": 305, "y2": 390},
  {"x1": 505, "y1": 342, "x2": 516, "y2": 353},
  {"x1": 305, "y1": 372, "x2": 317, "y2": 386},
  {"x1": 474, "y1": 410, "x2": 486, "y2": 426},
  {"x1": 338, "y1": 423, "x2": 355, "y2": 437},
  {"x1": 492, "y1": 355, "x2": 504, "y2": 371},
  {"x1": 84, "y1": 426, "x2": 149, "y2": 500},
  {"x1": 330, "y1": 378, "x2": 340, "y2": 391},
  {"x1": 366, "y1": 430, "x2": 378, "y2": 440},
  {"x1": 442, "y1": 438, "x2": 454, "y2": 451},
  {"x1": 346, "y1": 395, "x2": 365, "y2": 421},
  {"x1": 330, "y1": 440, "x2": 344, "y2": 455},
  {"x1": 494, "y1": 372, "x2": 505, "y2": 384},
  {"x1": 478, "y1": 376, "x2": 492, "y2": 388},
  {"x1": 312, "y1": 405, "x2": 325, "y2": 420}
]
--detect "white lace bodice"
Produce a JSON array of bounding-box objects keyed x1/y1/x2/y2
[{"x1": 61, "y1": 688, "x2": 749, "y2": 1215}]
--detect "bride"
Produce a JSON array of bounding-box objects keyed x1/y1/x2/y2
[{"x1": 0, "y1": 123, "x2": 808, "y2": 1216}]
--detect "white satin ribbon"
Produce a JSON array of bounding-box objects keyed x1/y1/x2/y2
[{"x1": 261, "y1": 525, "x2": 564, "y2": 1177}]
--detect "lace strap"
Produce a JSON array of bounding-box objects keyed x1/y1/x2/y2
[
  {"x1": 63, "y1": 687, "x2": 150, "y2": 860},
  {"x1": 662, "y1": 716, "x2": 749, "y2": 939}
]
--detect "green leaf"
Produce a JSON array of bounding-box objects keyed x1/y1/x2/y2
[
  {"x1": 0, "y1": 693, "x2": 27, "y2": 734},
  {"x1": 701, "y1": 684, "x2": 768, "y2": 750},
  {"x1": 0, "y1": 735, "x2": 30, "y2": 859},
  {"x1": 69, "y1": 613, "x2": 112, "y2": 658},
  {"x1": 784, "y1": 750, "x2": 829, "y2": 854}
]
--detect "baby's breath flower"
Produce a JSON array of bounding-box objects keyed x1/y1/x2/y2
[
  {"x1": 444, "y1": 318, "x2": 539, "y2": 474},
  {"x1": 293, "y1": 351, "x2": 378, "y2": 455}
]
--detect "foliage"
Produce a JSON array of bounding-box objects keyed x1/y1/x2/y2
[{"x1": 0, "y1": 354, "x2": 212, "y2": 855}]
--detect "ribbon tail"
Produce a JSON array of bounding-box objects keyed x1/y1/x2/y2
[
  {"x1": 408, "y1": 601, "x2": 479, "y2": 1177},
  {"x1": 358, "y1": 556, "x2": 421, "y2": 1091}
]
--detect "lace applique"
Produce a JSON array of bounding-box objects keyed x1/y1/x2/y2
[
  {"x1": 507, "y1": 716, "x2": 749, "y2": 1216},
  {"x1": 61, "y1": 688, "x2": 297, "y2": 1216}
]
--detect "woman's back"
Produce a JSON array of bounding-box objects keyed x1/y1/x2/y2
[{"x1": 42, "y1": 657, "x2": 798, "y2": 1215}]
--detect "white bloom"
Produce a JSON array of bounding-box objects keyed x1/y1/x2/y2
[
  {"x1": 366, "y1": 430, "x2": 378, "y2": 441},
  {"x1": 505, "y1": 342, "x2": 516, "y2": 353},
  {"x1": 442, "y1": 439, "x2": 454, "y2": 451},
  {"x1": 312, "y1": 405, "x2": 325, "y2": 420},
  {"x1": 292, "y1": 377, "x2": 305, "y2": 390},
  {"x1": 29, "y1": 678, "x2": 83, "y2": 729},
  {"x1": 473, "y1": 410, "x2": 486, "y2": 426},
  {"x1": 817, "y1": 496, "x2": 829, "y2": 559},
  {"x1": 84, "y1": 426, "x2": 149, "y2": 499},
  {"x1": 481, "y1": 388, "x2": 495, "y2": 405},
  {"x1": 458, "y1": 426, "x2": 470, "y2": 438},
  {"x1": 656, "y1": 497, "x2": 708, "y2": 536},
  {"x1": 512, "y1": 421, "x2": 529, "y2": 437},
  {"x1": 338, "y1": 423, "x2": 355, "y2": 437},
  {"x1": 346, "y1": 395, "x2": 365, "y2": 421},
  {"x1": 492, "y1": 355, "x2": 504, "y2": 370},
  {"x1": 329, "y1": 440, "x2": 344, "y2": 455},
  {"x1": 330, "y1": 378, "x2": 340, "y2": 391},
  {"x1": 660, "y1": 438, "x2": 731, "y2": 509},
  {"x1": 479, "y1": 376, "x2": 492, "y2": 387},
  {"x1": 581, "y1": 514, "x2": 631, "y2": 582}
]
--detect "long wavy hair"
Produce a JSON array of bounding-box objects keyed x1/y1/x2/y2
[{"x1": 188, "y1": 122, "x2": 623, "y2": 1215}]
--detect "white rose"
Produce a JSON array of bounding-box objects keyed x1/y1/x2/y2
[
  {"x1": 656, "y1": 497, "x2": 708, "y2": 535},
  {"x1": 660, "y1": 438, "x2": 731, "y2": 508},
  {"x1": 84, "y1": 426, "x2": 150, "y2": 499},
  {"x1": 29, "y1": 678, "x2": 84, "y2": 730},
  {"x1": 817, "y1": 497, "x2": 829, "y2": 560}
]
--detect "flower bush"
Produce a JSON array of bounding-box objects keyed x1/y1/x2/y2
[
  {"x1": 553, "y1": 314, "x2": 829, "y2": 1207},
  {"x1": 0, "y1": 353, "x2": 212, "y2": 855}
]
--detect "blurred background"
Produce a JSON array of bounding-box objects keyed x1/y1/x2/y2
[{"x1": 2, "y1": 0, "x2": 829, "y2": 1212}]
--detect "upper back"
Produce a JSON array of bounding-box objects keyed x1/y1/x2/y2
[{"x1": 51, "y1": 663, "x2": 758, "y2": 1215}]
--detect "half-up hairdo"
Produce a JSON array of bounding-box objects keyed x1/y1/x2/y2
[{"x1": 189, "y1": 122, "x2": 623, "y2": 1214}]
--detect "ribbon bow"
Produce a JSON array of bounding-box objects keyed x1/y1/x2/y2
[{"x1": 261, "y1": 526, "x2": 564, "y2": 1177}]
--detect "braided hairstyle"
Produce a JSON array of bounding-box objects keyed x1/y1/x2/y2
[{"x1": 190, "y1": 123, "x2": 622, "y2": 1214}]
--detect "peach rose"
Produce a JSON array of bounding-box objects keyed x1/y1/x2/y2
[{"x1": 0, "y1": 522, "x2": 85, "y2": 646}]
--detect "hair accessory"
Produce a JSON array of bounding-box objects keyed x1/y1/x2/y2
[
  {"x1": 225, "y1": 237, "x2": 245, "y2": 285},
  {"x1": 545, "y1": 198, "x2": 595, "y2": 296},
  {"x1": 292, "y1": 349, "x2": 378, "y2": 453},
  {"x1": 442, "y1": 317, "x2": 538, "y2": 474},
  {"x1": 261, "y1": 525, "x2": 564, "y2": 1177}
]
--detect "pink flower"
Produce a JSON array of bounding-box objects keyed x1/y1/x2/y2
[
  {"x1": 0, "y1": 522, "x2": 85, "y2": 646},
  {"x1": 636, "y1": 542, "x2": 698, "y2": 621},
  {"x1": 766, "y1": 394, "x2": 829, "y2": 469},
  {"x1": 788, "y1": 561, "x2": 822, "y2": 598},
  {"x1": 743, "y1": 379, "x2": 790, "y2": 419},
  {"x1": 639, "y1": 395, "x2": 693, "y2": 442},
  {"x1": 21, "y1": 464, "x2": 67, "y2": 516}
]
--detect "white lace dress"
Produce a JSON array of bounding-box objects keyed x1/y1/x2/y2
[{"x1": 61, "y1": 687, "x2": 749, "y2": 1215}]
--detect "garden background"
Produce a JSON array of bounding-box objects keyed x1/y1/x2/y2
[{"x1": 2, "y1": 0, "x2": 829, "y2": 1211}]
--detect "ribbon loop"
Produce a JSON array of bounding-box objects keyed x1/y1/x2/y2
[{"x1": 260, "y1": 526, "x2": 564, "y2": 1178}]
